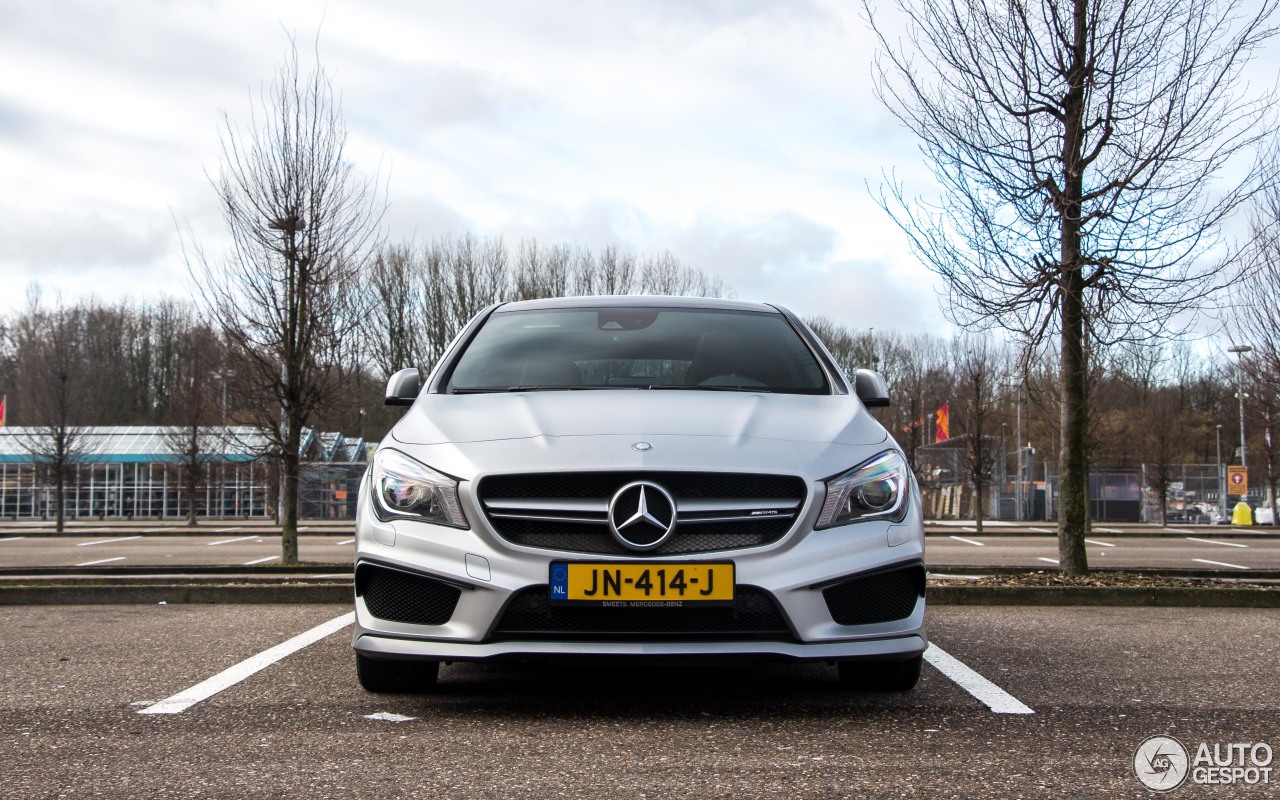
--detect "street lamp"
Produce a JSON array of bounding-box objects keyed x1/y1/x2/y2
[
  {"x1": 1228, "y1": 344, "x2": 1252, "y2": 467},
  {"x1": 212, "y1": 370, "x2": 235, "y2": 424},
  {"x1": 1216, "y1": 423, "x2": 1225, "y2": 521}
]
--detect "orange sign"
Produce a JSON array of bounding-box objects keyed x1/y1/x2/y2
[{"x1": 1227, "y1": 466, "x2": 1248, "y2": 495}]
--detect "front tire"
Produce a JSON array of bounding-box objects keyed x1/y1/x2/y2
[
  {"x1": 356, "y1": 654, "x2": 440, "y2": 693},
  {"x1": 838, "y1": 655, "x2": 922, "y2": 692}
]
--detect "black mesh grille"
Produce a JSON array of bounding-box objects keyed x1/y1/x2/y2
[
  {"x1": 490, "y1": 586, "x2": 795, "y2": 641},
  {"x1": 478, "y1": 471, "x2": 807, "y2": 556},
  {"x1": 822, "y1": 564, "x2": 924, "y2": 626},
  {"x1": 357, "y1": 564, "x2": 462, "y2": 626}
]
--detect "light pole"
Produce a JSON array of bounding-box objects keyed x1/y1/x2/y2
[
  {"x1": 213, "y1": 370, "x2": 235, "y2": 424},
  {"x1": 1216, "y1": 423, "x2": 1225, "y2": 521},
  {"x1": 1228, "y1": 344, "x2": 1251, "y2": 468}
]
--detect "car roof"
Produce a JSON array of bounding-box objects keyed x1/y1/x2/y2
[{"x1": 494, "y1": 295, "x2": 781, "y2": 314}]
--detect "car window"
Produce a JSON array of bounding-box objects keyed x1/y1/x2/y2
[{"x1": 447, "y1": 307, "x2": 830, "y2": 394}]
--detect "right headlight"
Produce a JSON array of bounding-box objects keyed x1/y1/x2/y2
[
  {"x1": 370, "y1": 448, "x2": 468, "y2": 528},
  {"x1": 816, "y1": 450, "x2": 910, "y2": 528}
]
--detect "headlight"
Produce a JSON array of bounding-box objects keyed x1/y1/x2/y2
[
  {"x1": 816, "y1": 450, "x2": 910, "y2": 528},
  {"x1": 370, "y1": 449, "x2": 468, "y2": 528}
]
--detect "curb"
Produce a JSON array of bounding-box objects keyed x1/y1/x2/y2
[
  {"x1": 927, "y1": 585, "x2": 1280, "y2": 608},
  {"x1": 0, "y1": 583, "x2": 351, "y2": 605},
  {"x1": 2, "y1": 581, "x2": 1278, "y2": 607}
]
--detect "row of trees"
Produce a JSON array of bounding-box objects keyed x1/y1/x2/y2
[{"x1": 5, "y1": 290, "x2": 1266, "y2": 531}]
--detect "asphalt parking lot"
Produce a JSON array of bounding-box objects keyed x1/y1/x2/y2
[{"x1": 3, "y1": 604, "x2": 1277, "y2": 798}]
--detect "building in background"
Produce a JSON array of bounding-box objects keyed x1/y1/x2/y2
[{"x1": 0, "y1": 427, "x2": 367, "y2": 521}]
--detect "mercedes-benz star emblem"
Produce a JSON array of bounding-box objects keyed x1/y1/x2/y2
[{"x1": 608, "y1": 481, "x2": 677, "y2": 551}]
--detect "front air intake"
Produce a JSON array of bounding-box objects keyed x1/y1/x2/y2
[
  {"x1": 822, "y1": 563, "x2": 924, "y2": 626},
  {"x1": 357, "y1": 563, "x2": 462, "y2": 626}
]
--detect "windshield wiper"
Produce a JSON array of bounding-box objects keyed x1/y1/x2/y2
[
  {"x1": 647, "y1": 385, "x2": 773, "y2": 392},
  {"x1": 451, "y1": 385, "x2": 621, "y2": 394}
]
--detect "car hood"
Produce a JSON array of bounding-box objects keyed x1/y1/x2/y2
[
  {"x1": 391, "y1": 391, "x2": 886, "y2": 446},
  {"x1": 386, "y1": 392, "x2": 891, "y2": 481}
]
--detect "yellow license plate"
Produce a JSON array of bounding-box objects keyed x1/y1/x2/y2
[{"x1": 549, "y1": 562, "x2": 734, "y2": 604}]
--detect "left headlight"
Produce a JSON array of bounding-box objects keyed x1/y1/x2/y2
[
  {"x1": 370, "y1": 448, "x2": 468, "y2": 528},
  {"x1": 816, "y1": 450, "x2": 910, "y2": 529}
]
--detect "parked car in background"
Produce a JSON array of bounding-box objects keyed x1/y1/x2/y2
[{"x1": 352, "y1": 296, "x2": 926, "y2": 692}]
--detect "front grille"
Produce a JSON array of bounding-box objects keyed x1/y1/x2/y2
[
  {"x1": 490, "y1": 585, "x2": 795, "y2": 641},
  {"x1": 822, "y1": 564, "x2": 924, "y2": 626},
  {"x1": 357, "y1": 563, "x2": 462, "y2": 626},
  {"x1": 477, "y1": 471, "x2": 807, "y2": 556}
]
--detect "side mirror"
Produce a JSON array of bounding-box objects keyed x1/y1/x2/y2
[
  {"x1": 385, "y1": 368, "x2": 421, "y2": 407},
  {"x1": 854, "y1": 369, "x2": 890, "y2": 408}
]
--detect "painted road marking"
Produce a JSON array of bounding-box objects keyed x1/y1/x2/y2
[
  {"x1": 1037, "y1": 557, "x2": 1059, "y2": 564},
  {"x1": 76, "y1": 556, "x2": 126, "y2": 566},
  {"x1": 924, "y1": 644, "x2": 1034, "y2": 715},
  {"x1": 139, "y1": 612, "x2": 355, "y2": 715},
  {"x1": 1084, "y1": 539, "x2": 1116, "y2": 547},
  {"x1": 243, "y1": 555, "x2": 279, "y2": 565},
  {"x1": 208, "y1": 535, "x2": 259, "y2": 546},
  {"x1": 143, "y1": 527, "x2": 176, "y2": 533},
  {"x1": 1192, "y1": 558, "x2": 1249, "y2": 570},
  {"x1": 950, "y1": 536, "x2": 985, "y2": 547},
  {"x1": 0, "y1": 537, "x2": 25, "y2": 543},
  {"x1": 1093, "y1": 527, "x2": 1123, "y2": 534},
  {"x1": 213, "y1": 527, "x2": 243, "y2": 533},
  {"x1": 1187, "y1": 537, "x2": 1248, "y2": 548},
  {"x1": 336, "y1": 539, "x2": 355, "y2": 546},
  {"x1": 961, "y1": 526, "x2": 978, "y2": 532},
  {"x1": 75, "y1": 536, "x2": 142, "y2": 547},
  {"x1": 1028, "y1": 527, "x2": 1054, "y2": 534}
]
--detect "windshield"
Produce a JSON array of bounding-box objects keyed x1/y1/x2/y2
[{"x1": 447, "y1": 306, "x2": 830, "y2": 394}]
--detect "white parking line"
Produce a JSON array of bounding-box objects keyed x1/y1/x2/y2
[
  {"x1": 1093, "y1": 527, "x2": 1123, "y2": 534},
  {"x1": 208, "y1": 535, "x2": 259, "y2": 546},
  {"x1": 960, "y1": 526, "x2": 978, "y2": 532},
  {"x1": 213, "y1": 527, "x2": 243, "y2": 533},
  {"x1": 924, "y1": 644, "x2": 1034, "y2": 714},
  {"x1": 949, "y1": 536, "x2": 985, "y2": 546},
  {"x1": 144, "y1": 527, "x2": 175, "y2": 533},
  {"x1": 76, "y1": 556, "x2": 126, "y2": 566},
  {"x1": 244, "y1": 555, "x2": 279, "y2": 565},
  {"x1": 75, "y1": 536, "x2": 142, "y2": 547},
  {"x1": 336, "y1": 539, "x2": 355, "y2": 546},
  {"x1": 1084, "y1": 539, "x2": 1116, "y2": 547},
  {"x1": 1037, "y1": 557, "x2": 1059, "y2": 564},
  {"x1": 1028, "y1": 527, "x2": 1054, "y2": 534},
  {"x1": 139, "y1": 612, "x2": 355, "y2": 715},
  {"x1": 0, "y1": 536, "x2": 24, "y2": 543},
  {"x1": 1186, "y1": 537, "x2": 1248, "y2": 549},
  {"x1": 1192, "y1": 558, "x2": 1249, "y2": 570}
]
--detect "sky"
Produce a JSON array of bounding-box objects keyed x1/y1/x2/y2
[
  {"x1": 4, "y1": 1, "x2": 1276, "y2": 343},
  {"x1": 0, "y1": 0, "x2": 958, "y2": 335}
]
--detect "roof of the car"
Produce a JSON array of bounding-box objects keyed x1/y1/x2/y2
[{"x1": 494, "y1": 295, "x2": 781, "y2": 313}]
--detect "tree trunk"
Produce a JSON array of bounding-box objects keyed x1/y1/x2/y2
[
  {"x1": 280, "y1": 427, "x2": 301, "y2": 565},
  {"x1": 54, "y1": 468, "x2": 65, "y2": 534},
  {"x1": 1055, "y1": 0, "x2": 1092, "y2": 577}
]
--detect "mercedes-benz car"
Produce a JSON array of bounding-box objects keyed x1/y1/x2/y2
[{"x1": 353, "y1": 296, "x2": 926, "y2": 692}]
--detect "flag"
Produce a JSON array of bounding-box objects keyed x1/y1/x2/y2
[
  {"x1": 935, "y1": 402, "x2": 949, "y2": 442},
  {"x1": 0, "y1": 394, "x2": 6, "y2": 427},
  {"x1": 901, "y1": 415, "x2": 924, "y2": 434}
]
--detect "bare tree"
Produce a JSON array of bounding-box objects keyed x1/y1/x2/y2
[
  {"x1": 163, "y1": 322, "x2": 226, "y2": 526},
  {"x1": 867, "y1": 0, "x2": 1277, "y2": 574},
  {"x1": 187, "y1": 40, "x2": 384, "y2": 563},
  {"x1": 12, "y1": 291, "x2": 92, "y2": 532},
  {"x1": 952, "y1": 335, "x2": 1010, "y2": 533},
  {"x1": 1237, "y1": 178, "x2": 1280, "y2": 522}
]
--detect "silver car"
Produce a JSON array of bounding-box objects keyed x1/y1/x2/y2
[{"x1": 353, "y1": 296, "x2": 926, "y2": 692}]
